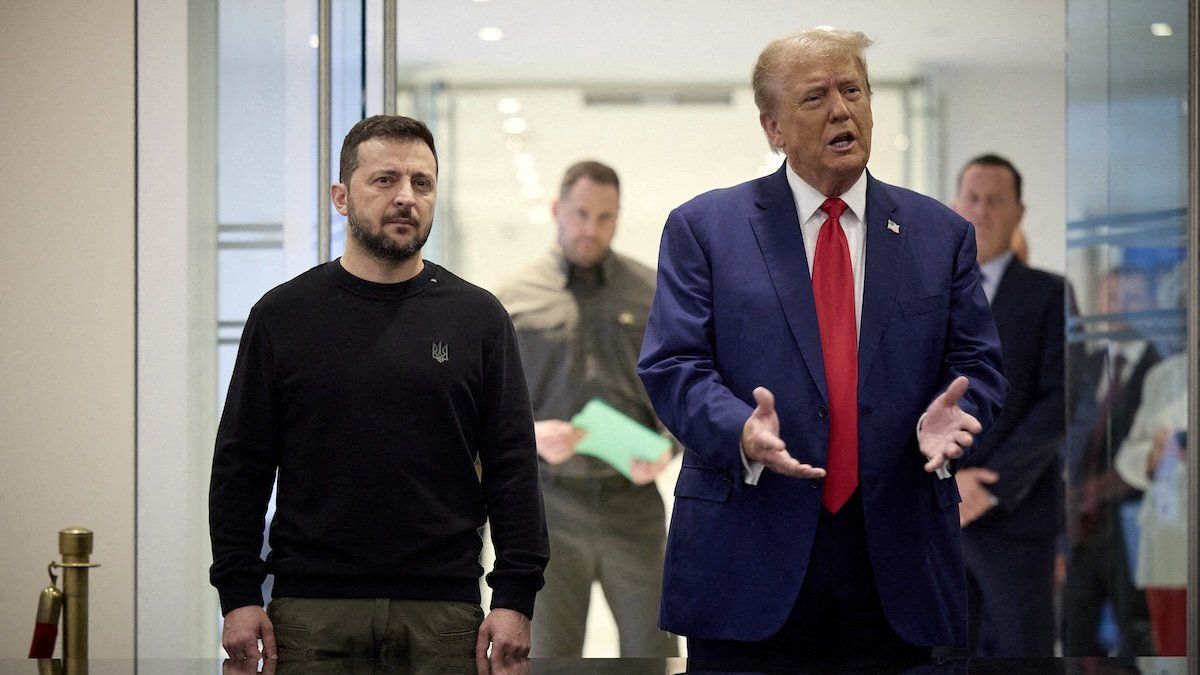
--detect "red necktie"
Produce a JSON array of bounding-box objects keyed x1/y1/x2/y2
[{"x1": 813, "y1": 197, "x2": 858, "y2": 513}]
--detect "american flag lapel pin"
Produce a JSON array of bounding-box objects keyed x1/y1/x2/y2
[{"x1": 887, "y1": 220, "x2": 900, "y2": 234}]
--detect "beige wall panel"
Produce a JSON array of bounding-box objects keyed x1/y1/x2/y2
[{"x1": 0, "y1": 0, "x2": 136, "y2": 659}]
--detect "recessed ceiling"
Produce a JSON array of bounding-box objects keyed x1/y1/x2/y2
[{"x1": 395, "y1": 0, "x2": 1067, "y2": 84}]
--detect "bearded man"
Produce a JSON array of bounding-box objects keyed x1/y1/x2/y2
[{"x1": 209, "y1": 115, "x2": 548, "y2": 670}]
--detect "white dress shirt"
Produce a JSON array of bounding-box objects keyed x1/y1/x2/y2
[
  {"x1": 742, "y1": 167, "x2": 869, "y2": 484},
  {"x1": 978, "y1": 251, "x2": 1014, "y2": 305}
]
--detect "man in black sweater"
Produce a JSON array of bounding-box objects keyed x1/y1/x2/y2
[{"x1": 209, "y1": 115, "x2": 548, "y2": 669}]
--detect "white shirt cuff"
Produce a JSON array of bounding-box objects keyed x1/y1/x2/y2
[
  {"x1": 740, "y1": 445, "x2": 766, "y2": 485},
  {"x1": 916, "y1": 412, "x2": 952, "y2": 479}
]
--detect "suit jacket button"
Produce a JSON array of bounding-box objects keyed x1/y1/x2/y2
[{"x1": 817, "y1": 405, "x2": 828, "y2": 418}]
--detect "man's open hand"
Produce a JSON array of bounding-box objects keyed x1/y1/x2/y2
[
  {"x1": 918, "y1": 376, "x2": 982, "y2": 473},
  {"x1": 742, "y1": 387, "x2": 827, "y2": 479}
]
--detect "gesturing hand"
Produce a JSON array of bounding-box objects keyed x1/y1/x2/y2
[
  {"x1": 918, "y1": 376, "x2": 982, "y2": 473},
  {"x1": 741, "y1": 387, "x2": 827, "y2": 479}
]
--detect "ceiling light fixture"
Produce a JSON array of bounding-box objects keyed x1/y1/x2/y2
[
  {"x1": 502, "y1": 117, "x2": 527, "y2": 134},
  {"x1": 1151, "y1": 23, "x2": 1173, "y2": 37},
  {"x1": 478, "y1": 27, "x2": 504, "y2": 42},
  {"x1": 497, "y1": 98, "x2": 522, "y2": 115}
]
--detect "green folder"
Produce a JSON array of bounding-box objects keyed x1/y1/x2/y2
[{"x1": 570, "y1": 398, "x2": 671, "y2": 480}]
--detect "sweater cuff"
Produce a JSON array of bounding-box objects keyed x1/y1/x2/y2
[
  {"x1": 218, "y1": 585, "x2": 265, "y2": 616},
  {"x1": 488, "y1": 583, "x2": 537, "y2": 621}
]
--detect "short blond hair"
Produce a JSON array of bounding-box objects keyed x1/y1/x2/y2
[{"x1": 752, "y1": 28, "x2": 875, "y2": 116}]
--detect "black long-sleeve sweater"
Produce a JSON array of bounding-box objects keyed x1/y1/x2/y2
[{"x1": 209, "y1": 260, "x2": 548, "y2": 618}]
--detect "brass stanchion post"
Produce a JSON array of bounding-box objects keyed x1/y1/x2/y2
[{"x1": 58, "y1": 528, "x2": 96, "y2": 664}]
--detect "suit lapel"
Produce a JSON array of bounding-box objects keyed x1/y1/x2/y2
[
  {"x1": 858, "y1": 174, "x2": 906, "y2": 387},
  {"x1": 749, "y1": 164, "x2": 828, "y2": 401}
]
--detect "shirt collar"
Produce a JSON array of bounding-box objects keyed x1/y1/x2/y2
[
  {"x1": 552, "y1": 246, "x2": 614, "y2": 288},
  {"x1": 1110, "y1": 340, "x2": 1147, "y2": 365},
  {"x1": 784, "y1": 162, "x2": 868, "y2": 225},
  {"x1": 980, "y1": 250, "x2": 1014, "y2": 284}
]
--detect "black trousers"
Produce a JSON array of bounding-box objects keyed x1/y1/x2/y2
[
  {"x1": 688, "y1": 491, "x2": 927, "y2": 662},
  {"x1": 1063, "y1": 513, "x2": 1153, "y2": 656},
  {"x1": 964, "y1": 530, "x2": 1057, "y2": 656}
]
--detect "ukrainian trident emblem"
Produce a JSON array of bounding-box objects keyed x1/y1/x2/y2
[{"x1": 432, "y1": 342, "x2": 449, "y2": 363}]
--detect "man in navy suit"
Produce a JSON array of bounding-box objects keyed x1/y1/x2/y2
[
  {"x1": 637, "y1": 29, "x2": 1006, "y2": 659},
  {"x1": 951, "y1": 154, "x2": 1065, "y2": 656}
]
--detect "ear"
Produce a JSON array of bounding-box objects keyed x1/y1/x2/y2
[
  {"x1": 1016, "y1": 202, "x2": 1026, "y2": 222},
  {"x1": 330, "y1": 183, "x2": 349, "y2": 217},
  {"x1": 550, "y1": 198, "x2": 561, "y2": 222},
  {"x1": 759, "y1": 112, "x2": 781, "y2": 149}
]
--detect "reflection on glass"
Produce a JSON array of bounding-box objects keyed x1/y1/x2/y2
[
  {"x1": 214, "y1": 0, "x2": 366, "y2": 656},
  {"x1": 1064, "y1": 0, "x2": 1190, "y2": 657}
]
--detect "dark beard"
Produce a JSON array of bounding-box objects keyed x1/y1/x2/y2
[{"x1": 346, "y1": 206, "x2": 430, "y2": 263}]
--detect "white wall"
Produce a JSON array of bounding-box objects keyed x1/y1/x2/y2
[
  {"x1": 0, "y1": 0, "x2": 136, "y2": 659},
  {"x1": 136, "y1": 0, "x2": 221, "y2": 658},
  {"x1": 446, "y1": 85, "x2": 915, "y2": 292},
  {"x1": 934, "y1": 66, "x2": 1068, "y2": 275},
  {"x1": 446, "y1": 71, "x2": 1067, "y2": 293}
]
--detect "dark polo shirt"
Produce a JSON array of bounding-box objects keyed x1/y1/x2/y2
[{"x1": 497, "y1": 248, "x2": 660, "y2": 479}]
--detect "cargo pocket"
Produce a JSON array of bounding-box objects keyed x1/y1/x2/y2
[
  {"x1": 270, "y1": 623, "x2": 313, "y2": 663},
  {"x1": 266, "y1": 597, "x2": 313, "y2": 663},
  {"x1": 433, "y1": 602, "x2": 483, "y2": 660}
]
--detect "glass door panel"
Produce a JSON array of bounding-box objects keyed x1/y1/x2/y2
[{"x1": 1064, "y1": 0, "x2": 1191, "y2": 658}]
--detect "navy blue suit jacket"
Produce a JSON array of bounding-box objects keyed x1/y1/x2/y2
[{"x1": 637, "y1": 165, "x2": 1006, "y2": 647}]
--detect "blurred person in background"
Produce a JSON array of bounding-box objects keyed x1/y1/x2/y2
[
  {"x1": 1113, "y1": 271, "x2": 1189, "y2": 656},
  {"x1": 498, "y1": 161, "x2": 678, "y2": 658},
  {"x1": 1063, "y1": 266, "x2": 1158, "y2": 656},
  {"x1": 950, "y1": 154, "x2": 1065, "y2": 656}
]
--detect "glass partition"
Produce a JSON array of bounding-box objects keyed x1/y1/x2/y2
[{"x1": 1064, "y1": 0, "x2": 1191, "y2": 658}]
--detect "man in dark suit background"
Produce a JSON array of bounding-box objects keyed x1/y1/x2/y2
[
  {"x1": 950, "y1": 154, "x2": 1065, "y2": 656},
  {"x1": 1063, "y1": 267, "x2": 1158, "y2": 656},
  {"x1": 637, "y1": 28, "x2": 1006, "y2": 660}
]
